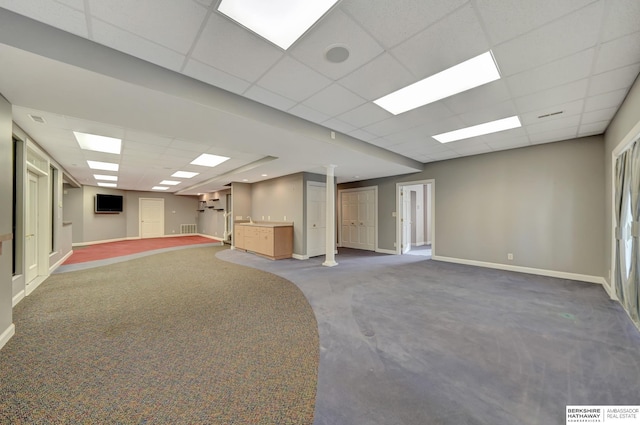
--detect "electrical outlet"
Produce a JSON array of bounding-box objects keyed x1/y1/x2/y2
[
  {"x1": 507, "y1": 253, "x2": 513, "y2": 260},
  {"x1": 393, "y1": 242, "x2": 397, "y2": 247},
  {"x1": 392, "y1": 212, "x2": 397, "y2": 217}
]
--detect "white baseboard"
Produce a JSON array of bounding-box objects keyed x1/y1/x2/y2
[
  {"x1": 0, "y1": 324, "x2": 15, "y2": 351},
  {"x1": 292, "y1": 253, "x2": 308, "y2": 260},
  {"x1": 601, "y1": 279, "x2": 618, "y2": 300},
  {"x1": 49, "y1": 250, "x2": 74, "y2": 273},
  {"x1": 197, "y1": 234, "x2": 225, "y2": 244},
  {"x1": 25, "y1": 275, "x2": 48, "y2": 296},
  {"x1": 432, "y1": 255, "x2": 606, "y2": 285},
  {"x1": 73, "y1": 237, "x2": 127, "y2": 247},
  {"x1": 12, "y1": 290, "x2": 24, "y2": 307},
  {"x1": 376, "y1": 248, "x2": 396, "y2": 255}
]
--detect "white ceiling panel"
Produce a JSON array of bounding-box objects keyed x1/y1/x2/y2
[
  {"x1": 289, "y1": 9, "x2": 384, "y2": 80},
  {"x1": 323, "y1": 118, "x2": 357, "y2": 134},
  {"x1": 0, "y1": 0, "x2": 88, "y2": 37},
  {"x1": 91, "y1": 20, "x2": 186, "y2": 72},
  {"x1": 338, "y1": 103, "x2": 393, "y2": 129},
  {"x1": 457, "y1": 100, "x2": 518, "y2": 127},
  {"x1": 513, "y1": 79, "x2": 589, "y2": 113},
  {"x1": 506, "y1": 49, "x2": 594, "y2": 97},
  {"x1": 391, "y1": 4, "x2": 490, "y2": 79},
  {"x1": 182, "y1": 59, "x2": 251, "y2": 95},
  {"x1": 525, "y1": 114, "x2": 582, "y2": 135},
  {"x1": 89, "y1": 0, "x2": 206, "y2": 53},
  {"x1": 474, "y1": 0, "x2": 597, "y2": 44},
  {"x1": 257, "y1": 56, "x2": 331, "y2": 102},
  {"x1": 303, "y1": 83, "x2": 366, "y2": 117},
  {"x1": 340, "y1": 0, "x2": 468, "y2": 49},
  {"x1": 584, "y1": 88, "x2": 629, "y2": 112},
  {"x1": 588, "y1": 63, "x2": 640, "y2": 96},
  {"x1": 427, "y1": 150, "x2": 459, "y2": 161},
  {"x1": 338, "y1": 53, "x2": 416, "y2": 100},
  {"x1": 191, "y1": 13, "x2": 283, "y2": 82},
  {"x1": 493, "y1": 2, "x2": 602, "y2": 76},
  {"x1": 601, "y1": 0, "x2": 640, "y2": 42},
  {"x1": 243, "y1": 85, "x2": 297, "y2": 112},
  {"x1": 287, "y1": 104, "x2": 331, "y2": 123},
  {"x1": 519, "y1": 100, "x2": 585, "y2": 126},
  {"x1": 581, "y1": 107, "x2": 619, "y2": 125},
  {"x1": 450, "y1": 143, "x2": 493, "y2": 156},
  {"x1": 529, "y1": 127, "x2": 579, "y2": 144},
  {"x1": 486, "y1": 135, "x2": 531, "y2": 150},
  {"x1": 593, "y1": 31, "x2": 640, "y2": 74},
  {"x1": 443, "y1": 79, "x2": 512, "y2": 115},
  {"x1": 579, "y1": 121, "x2": 609, "y2": 135}
]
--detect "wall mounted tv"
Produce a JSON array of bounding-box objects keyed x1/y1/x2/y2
[{"x1": 95, "y1": 194, "x2": 124, "y2": 213}]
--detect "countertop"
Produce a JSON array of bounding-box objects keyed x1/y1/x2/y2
[{"x1": 235, "y1": 221, "x2": 293, "y2": 228}]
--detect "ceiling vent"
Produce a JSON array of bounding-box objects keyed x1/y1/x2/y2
[
  {"x1": 28, "y1": 114, "x2": 46, "y2": 124},
  {"x1": 537, "y1": 111, "x2": 563, "y2": 119}
]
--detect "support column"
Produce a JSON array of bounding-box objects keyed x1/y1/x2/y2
[{"x1": 322, "y1": 164, "x2": 338, "y2": 267}]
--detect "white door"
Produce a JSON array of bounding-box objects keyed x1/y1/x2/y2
[
  {"x1": 341, "y1": 188, "x2": 375, "y2": 251},
  {"x1": 25, "y1": 172, "x2": 39, "y2": 284},
  {"x1": 401, "y1": 189, "x2": 411, "y2": 254},
  {"x1": 140, "y1": 198, "x2": 164, "y2": 238},
  {"x1": 307, "y1": 182, "x2": 326, "y2": 257}
]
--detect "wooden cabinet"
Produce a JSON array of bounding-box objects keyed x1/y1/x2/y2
[{"x1": 234, "y1": 223, "x2": 293, "y2": 260}]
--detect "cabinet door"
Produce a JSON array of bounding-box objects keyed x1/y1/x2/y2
[
  {"x1": 234, "y1": 224, "x2": 245, "y2": 249},
  {"x1": 262, "y1": 228, "x2": 274, "y2": 256}
]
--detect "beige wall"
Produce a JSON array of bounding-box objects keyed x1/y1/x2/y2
[
  {"x1": 604, "y1": 75, "x2": 640, "y2": 287},
  {"x1": 341, "y1": 136, "x2": 605, "y2": 279}
]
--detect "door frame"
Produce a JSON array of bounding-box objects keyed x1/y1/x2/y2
[
  {"x1": 24, "y1": 163, "x2": 50, "y2": 296},
  {"x1": 306, "y1": 181, "x2": 326, "y2": 258},
  {"x1": 337, "y1": 186, "x2": 378, "y2": 251},
  {"x1": 396, "y1": 179, "x2": 435, "y2": 255},
  {"x1": 139, "y1": 197, "x2": 165, "y2": 239}
]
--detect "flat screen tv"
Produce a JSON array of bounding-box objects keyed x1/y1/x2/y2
[{"x1": 95, "y1": 194, "x2": 123, "y2": 213}]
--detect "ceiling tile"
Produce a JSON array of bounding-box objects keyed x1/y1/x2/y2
[
  {"x1": 526, "y1": 114, "x2": 581, "y2": 135},
  {"x1": 323, "y1": 118, "x2": 357, "y2": 134},
  {"x1": 348, "y1": 128, "x2": 378, "y2": 142},
  {"x1": 450, "y1": 143, "x2": 493, "y2": 156},
  {"x1": 492, "y1": 2, "x2": 602, "y2": 76},
  {"x1": 584, "y1": 88, "x2": 629, "y2": 112},
  {"x1": 601, "y1": 0, "x2": 640, "y2": 42},
  {"x1": 182, "y1": 59, "x2": 251, "y2": 95},
  {"x1": 340, "y1": 0, "x2": 467, "y2": 49},
  {"x1": 513, "y1": 79, "x2": 589, "y2": 113},
  {"x1": 486, "y1": 135, "x2": 531, "y2": 150},
  {"x1": 519, "y1": 100, "x2": 584, "y2": 126},
  {"x1": 191, "y1": 13, "x2": 284, "y2": 82},
  {"x1": 588, "y1": 63, "x2": 640, "y2": 96},
  {"x1": 92, "y1": 20, "x2": 186, "y2": 72},
  {"x1": 124, "y1": 130, "x2": 173, "y2": 146},
  {"x1": 579, "y1": 121, "x2": 608, "y2": 135},
  {"x1": 0, "y1": 0, "x2": 88, "y2": 37},
  {"x1": 443, "y1": 79, "x2": 512, "y2": 115},
  {"x1": 593, "y1": 31, "x2": 640, "y2": 74},
  {"x1": 257, "y1": 56, "x2": 331, "y2": 102},
  {"x1": 474, "y1": 0, "x2": 597, "y2": 44},
  {"x1": 303, "y1": 84, "x2": 366, "y2": 117},
  {"x1": 90, "y1": 0, "x2": 206, "y2": 53},
  {"x1": 339, "y1": 53, "x2": 416, "y2": 101},
  {"x1": 391, "y1": 4, "x2": 491, "y2": 79},
  {"x1": 529, "y1": 127, "x2": 579, "y2": 144},
  {"x1": 287, "y1": 104, "x2": 331, "y2": 123},
  {"x1": 457, "y1": 100, "x2": 518, "y2": 127},
  {"x1": 289, "y1": 9, "x2": 384, "y2": 80},
  {"x1": 243, "y1": 85, "x2": 297, "y2": 111},
  {"x1": 427, "y1": 150, "x2": 459, "y2": 161},
  {"x1": 338, "y1": 102, "x2": 393, "y2": 129},
  {"x1": 506, "y1": 49, "x2": 594, "y2": 97},
  {"x1": 581, "y1": 107, "x2": 618, "y2": 124}
]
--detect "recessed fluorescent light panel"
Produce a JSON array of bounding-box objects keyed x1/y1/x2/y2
[
  {"x1": 190, "y1": 153, "x2": 230, "y2": 168},
  {"x1": 87, "y1": 160, "x2": 119, "y2": 172},
  {"x1": 94, "y1": 174, "x2": 118, "y2": 181},
  {"x1": 159, "y1": 180, "x2": 180, "y2": 186},
  {"x1": 74, "y1": 132, "x2": 122, "y2": 154},
  {"x1": 171, "y1": 171, "x2": 199, "y2": 179},
  {"x1": 433, "y1": 116, "x2": 522, "y2": 143},
  {"x1": 97, "y1": 182, "x2": 117, "y2": 188},
  {"x1": 152, "y1": 186, "x2": 169, "y2": 191},
  {"x1": 217, "y1": 0, "x2": 339, "y2": 50},
  {"x1": 374, "y1": 51, "x2": 501, "y2": 115}
]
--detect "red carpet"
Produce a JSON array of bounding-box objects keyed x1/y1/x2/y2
[{"x1": 64, "y1": 236, "x2": 217, "y2": 265}]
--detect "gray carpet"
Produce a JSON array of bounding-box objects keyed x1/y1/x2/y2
[
  {"x1": 216, "y1": 248, "x2": 640, "y2": 425},
  {"x1": 1, "y1": 246, "x2": 318, "y2": 424}
]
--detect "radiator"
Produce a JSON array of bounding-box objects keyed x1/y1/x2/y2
[{"x1": 180, "y1": 224, "x2": 197, "y2": 234}]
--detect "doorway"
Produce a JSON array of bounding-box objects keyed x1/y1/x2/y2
[
  {"x1": 339, "y1": 187, "x2": 377, "y2": 251},
  {"x1": 25, "y1": 171, "x2": 39, "y2": 285},
  {"x1": 397, "y1": 180, "x2": 434, "y2": 257},
  {"x1": 139, "y1": 198, "x2": 164, "y2": 238},
  {"x1": 306, "y1": 182, "x2": 326, "y2": 258}
]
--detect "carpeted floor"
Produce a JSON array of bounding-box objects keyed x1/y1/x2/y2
[
  {"x1": 63, "y1": 235, "x2": 217, "y2": 264},
  {"x1": 0, "y1": 246, "x2": 319, "y2": 424},
  {"x1": 216, "y1": 248, "x2": 640, "y2": 425}
]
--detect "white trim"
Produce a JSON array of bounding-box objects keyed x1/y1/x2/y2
[
  {"x1": 292, "y1": 253, "x2": 308, "y2": 260},
  {"x1": 601, "y1": 279, "x2": 618, "y2": 301},
  {"x1": 139, "y1": 197, "x2": 165, "y2": 239},
  {"x1": 337, "y1": 185, "x2": 378, "y2": 252},
  {"x1": 397, "y1": 179, "x2": 435, "y2": 256},
  {"x1": 375, "y1": 248, "x2": 396, "y2": 255},
  {"x1": 197, "y1": 234, "x2": 225, "y2": 244},
  {"x1": 433, "y1": 255, "x2": 606, "y2": 284},
  {"x1": 49, "y1": 250, "x2": 73, "y2": 273},
  {"x1": 12, "y1": 290, "x2": 25, "y2": 307},
  {"x1": 0, "y1": 324, "x2": 15, "y2": 351},
  {"x1": 25, "y1": 275, "x2": 48, "y2": 296}
]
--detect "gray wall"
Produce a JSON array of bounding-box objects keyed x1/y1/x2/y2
[
  {"x1": 604, "y1": 74, "x2": 640, "y2": 286},
  {"x1": 82, "y1": 186, "x2": 127, "y2": 242},
  {"x1": 0, "y1": 94, "x2": 13, "y2": 346},
  {"x1": 231, "y1": 182, "x2": 252, "y2": 222},
  {"x1": 63, "y1": 186, "x2": 84, "y2": 243},
  {"x1": 124, "y1": 191, "x2": 198, "y2": 238},
  {"x1": 197, "y1": 189, "x2": 230, "y2": 239},
  {"x1": 340, "y1": 136, "x2": 605, "y2": 278}
]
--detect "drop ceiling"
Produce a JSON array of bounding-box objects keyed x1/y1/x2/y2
[{"x1": 0, "y1": 0, "x2": 639, "y2": 195}]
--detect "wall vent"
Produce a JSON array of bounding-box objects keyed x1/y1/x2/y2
[
  {"x1": 29, "y1": 114, "x2": 46, "y2": 124},
  {"x1": 180, "y1": 224, "x2": 197, "y2": 234},
  {"x1": 537, "y1": 111, "x2": 563, "y2": 119}
]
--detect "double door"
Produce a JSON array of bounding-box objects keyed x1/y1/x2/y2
[{"x1": 340, "y1": 188, "x2": 375, "y2": 251}]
